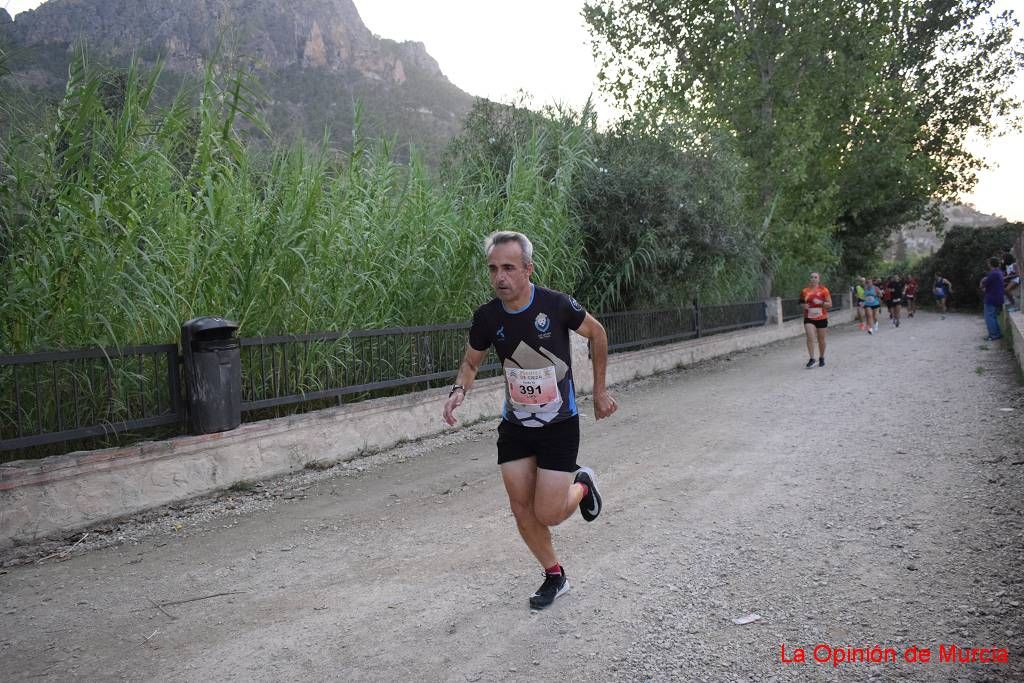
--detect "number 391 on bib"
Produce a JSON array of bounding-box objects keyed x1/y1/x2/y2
[{"x1": 505, "y1": 366, "x2": 559, "y2": 408}]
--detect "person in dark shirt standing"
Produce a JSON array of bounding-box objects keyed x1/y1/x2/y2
[
  {"x1": 980, "y1": 257, "x2": 1005, "y2": 341},
  {"x1": 443, "y1": 231, "x2": 618, "y2": 610}
]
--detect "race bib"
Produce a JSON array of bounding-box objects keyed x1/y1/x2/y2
[
  {"x1": 505, "y1": 366, "x2": 559, "y2": 409},
  {"x1": 807, "y1": 307, "x2": 823, "y2": 318}
]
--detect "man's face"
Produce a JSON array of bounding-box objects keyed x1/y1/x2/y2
[{"x1": 487, "y1": 242, "x2": 533, "y2": 303}]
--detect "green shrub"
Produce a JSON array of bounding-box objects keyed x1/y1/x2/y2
[
  {"x1": 445, "y1": 102, "x2": 764, "y2": 310},
  {"x1": 914, "y1": 224, "x2": 1022, "y2": 309},
  {"x1": 576, "y1": 123, "x2": 761, "y2": 309}
]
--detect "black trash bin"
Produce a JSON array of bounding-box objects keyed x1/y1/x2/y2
[{"x1": 181, "y1": 317, "x2": 241, "y2": 434}]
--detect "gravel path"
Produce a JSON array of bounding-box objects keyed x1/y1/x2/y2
[{"x1": 1, "y1": 311, "x2": 1022, "y2": 682}]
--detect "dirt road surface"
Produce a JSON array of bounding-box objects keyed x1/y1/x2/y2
[{"x1": 2, "y1": 311, "x2": 1023, "y2": 682}]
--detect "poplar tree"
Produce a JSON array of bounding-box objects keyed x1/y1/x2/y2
[{"x1": 584, "y1": 0, "x2": 1022, "y2": 291}]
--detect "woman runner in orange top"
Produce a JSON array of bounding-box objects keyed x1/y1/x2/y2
[{"x1": 800, "y1": 272, "x2": 833, "y2": 368}]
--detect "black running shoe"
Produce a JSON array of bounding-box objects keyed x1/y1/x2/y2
[
  {"x1": 805, "y1": 358, "x2": 816, "y2": 368},
  {"x1": 574, "y1": 466, "x2": 603, "y2": 522},
  {"x1": 818, "y1": 358, "x2": 825, "y2": 367},
  {"x1": 529, "y1": 569, "x2": 569, "y2": 610}
]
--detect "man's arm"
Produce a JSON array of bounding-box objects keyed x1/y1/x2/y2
[
  {"x1": 443, "y1": 344, "x2": 488, "y2": 426},
  {"x1": 574, "y1": 313, "x2": 618, "y2": 420}
]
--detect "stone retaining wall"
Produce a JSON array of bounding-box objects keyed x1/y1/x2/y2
[
  {"x1": 1008, "y1": 309, "x2": 1024, "y2": 379},
  {"x1": 0, "y1": 299, "x2": 854, "y2": 548}
]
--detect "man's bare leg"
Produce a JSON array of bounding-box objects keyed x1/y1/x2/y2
[
  {"x1": 533, "y1": 468, "x2": 586, "y2": 527},
  {"x1": 500, "y1": 458, "x2": 586, "y2": 566}
]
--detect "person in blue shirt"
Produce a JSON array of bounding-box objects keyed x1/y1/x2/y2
[
  {"x1": 861, "y1": 280, "x2": 881, "y2": 334},
  {"x1": 980, "y1": 257, "x2": 1005, "y2": 341},
  {"x1": 933, "y1": 275, "x2": 953, "y2": 318}
]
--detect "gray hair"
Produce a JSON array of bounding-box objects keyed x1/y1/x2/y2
[{"x1": 484, "y1": 231, "x2": 534, "y2": 266}]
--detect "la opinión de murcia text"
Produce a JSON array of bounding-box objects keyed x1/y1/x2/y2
[{"x1": 780, "y1": 643, "x2": 1009, "y2": 667}]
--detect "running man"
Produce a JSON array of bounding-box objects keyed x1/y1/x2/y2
[
  {"x1": 800, "y1": 272, "x2": 832, "y2": 367},
  {"x1": 443, "y1": 231, "x2": 618, "y2": 610},
  {"x1": 933, "y1": 274, "x2": 952, "y2": 317}
]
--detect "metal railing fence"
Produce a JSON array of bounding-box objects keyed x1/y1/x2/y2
[
  {"x1": 0, "y1": 344, "x2": 183, "y2": 456},
  {"x1": 600, "y1": 307, "x2": 698, "y2": 353},
  {"x1": 700, "y1": 301, "x2": 770, "y2": 335},
  {"x1": 600, "y1": 300, "x2": 767, "y2": 353},
  {"x1": 2, "y1": 298, "x2": 779, "y2": 459},
  {"x1": 240, "y1": 323, "x2": 501, "y2": 413},
  {"x1": 781, "y1": 298, "x2": 804, "y2": 322}
]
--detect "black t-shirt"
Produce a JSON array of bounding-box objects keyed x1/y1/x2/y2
[
  {"x1": 889, "y1": 281, "x2": 905, "y2": 299},
  {"x1": 469, "y1": 285, "x2": 587, "y2": 428}
]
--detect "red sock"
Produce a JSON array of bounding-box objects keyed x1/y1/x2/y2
[
  {"x1": 577, "y1": 482, "x2": 590, "y2": 497},
  {"x1": 545, "y1": 563, "x2": 562, "y2": 576}
]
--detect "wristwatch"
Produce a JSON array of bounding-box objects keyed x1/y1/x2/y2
[{"x1": 449, "y1": 384, "x2": 465, "y2": 398}]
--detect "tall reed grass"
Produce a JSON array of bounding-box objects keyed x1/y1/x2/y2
[{"x1": 0, "y1": 54, "x2": 587, "y2": 353}]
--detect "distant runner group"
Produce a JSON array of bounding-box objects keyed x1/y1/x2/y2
[
  {"x1": 852, "y1": 274, "x2": 928, "y2": 333},
  {"x1": 801, "y1": 267, "x2": 975, "y2": 369}
]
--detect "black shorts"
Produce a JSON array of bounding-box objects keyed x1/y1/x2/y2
[
  {"x1": 888, "y1": 298, "x2": 902, "y2": 306},
  {"x1": 497, "y1": 416, "x2": 579, "y2": 472},
  {"x1": 803, "y1": 318, "x2": 828, "y2": 329}
]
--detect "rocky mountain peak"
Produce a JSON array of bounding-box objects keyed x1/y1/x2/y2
[
  {"x1": 0, "y1": 8, "x2": 12, "y2": 25},
  {"x1": 2, "y1": 0, "x2": 446, "y2": 84},
  {"x1": 0, "y1": 0, "x2": 474, "y2": 162}
]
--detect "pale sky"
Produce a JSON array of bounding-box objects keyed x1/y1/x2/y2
[{"x1": 4, "y1": 0, "x2": 1022, "y2": 221}]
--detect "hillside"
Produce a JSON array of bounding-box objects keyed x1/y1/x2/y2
[
  {"x1": 886, "y1": 203, "x2": 1008, "y2": 261},
  {"x1": 0, "y1": 0, "x2": 475, "y2": 159}
]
